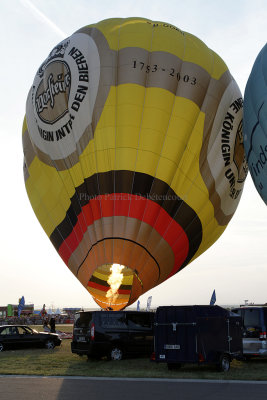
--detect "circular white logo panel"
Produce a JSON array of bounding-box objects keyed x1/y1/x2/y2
[{"x1": 26, "y1": 33, "x2": 100, "y2": 162}]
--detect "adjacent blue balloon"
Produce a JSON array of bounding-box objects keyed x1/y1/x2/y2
[{"x1": 244, "y1": 43, "x2": 267, "y2": 204}]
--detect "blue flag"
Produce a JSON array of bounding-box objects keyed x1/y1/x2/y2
[
  {"x1": 146, "y1": 296, "x2": 152, "y2": 311},
  {"x1": 210, "y1": 290, "x2": 216, "y2": 305},
  {"x1": 18, "y1": 296, "x2": 25, "y2": 317}
]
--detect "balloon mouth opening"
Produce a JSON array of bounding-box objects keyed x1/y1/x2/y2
[{"x1": 87, "y1": 263, "x2": 135, "y2": 310}]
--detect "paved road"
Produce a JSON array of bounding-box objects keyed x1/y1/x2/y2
[{"x1": 1, "y1": 376, "x2": 267, "y2": 400}]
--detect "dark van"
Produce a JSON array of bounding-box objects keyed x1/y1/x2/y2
[
  {"x1": 231, "y1": 306, "x2": 267, "y2": 357},
  {"x1": 71, "y1": 310, "x2": 154, "y2": 360}
]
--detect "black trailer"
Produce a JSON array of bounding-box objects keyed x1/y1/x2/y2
[{"x1": 154, "y1": 305, "x2": 242, "y2": 371}]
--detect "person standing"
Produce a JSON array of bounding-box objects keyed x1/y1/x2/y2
[
  {"x1": 43, "y1": 318, "x2": 50, "y2": 332},
  {"x1": 49, "y1": 317, "x2": 56, "y2": 333}
]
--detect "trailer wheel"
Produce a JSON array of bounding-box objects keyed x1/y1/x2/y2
[
  {"x1": 216, "y1": 354, "x2": 230, "y2": 372},
  {"x1": 167, "y1": 363, "x2": 182, "y2": 370}
]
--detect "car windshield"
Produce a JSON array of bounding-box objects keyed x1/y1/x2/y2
[
  {"x1": 17, "y1": 326, "x2": 32, "y2": 334},
  {"x1": 244, "y1": 309, "x2": 261, "y2": 328}
]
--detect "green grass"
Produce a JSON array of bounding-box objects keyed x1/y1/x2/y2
[{"x1": 0, "y1": 325, "x2": 267, "y2": 380}]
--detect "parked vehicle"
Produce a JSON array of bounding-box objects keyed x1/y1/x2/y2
[
  {"x1": 71, "y1": 310, "x2": 154, "y2": 360},
  {"x1": 154, "y1": 305, "x2": 243, "y2": 371},
  {"x1": 0, "y1": 325, "x2": 61, "y2": 351},
  {"x1": 231, "y1": 306, "x2": 267, "y2": 357}
]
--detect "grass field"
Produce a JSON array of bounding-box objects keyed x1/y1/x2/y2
[{"x1": 0, "y1": 325, "x2": 267, "y2": 380}]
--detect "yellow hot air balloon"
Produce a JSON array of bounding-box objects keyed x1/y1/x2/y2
[{"x1": 23, "y1": 18, "x2": 248, "y2": 310}]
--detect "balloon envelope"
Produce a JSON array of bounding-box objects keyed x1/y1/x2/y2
[
  {"x1": 244, "y1": 43, "x2": 267, "y2": 204},
  {"x1": 23, "y1": 18, "x2": 248, "y2": 310}
]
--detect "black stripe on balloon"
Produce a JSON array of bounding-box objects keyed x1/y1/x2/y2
[
  {"x1": 77, "y1": 236, "x2": 160, "y2": 278},
  {"x1": 50, "y1": 170, "x2": 202, "y2": 266}
]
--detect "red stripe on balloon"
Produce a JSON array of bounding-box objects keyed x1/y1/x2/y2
[{"x1": 58, "y1": 194, "x2": 189, "y2": 276}]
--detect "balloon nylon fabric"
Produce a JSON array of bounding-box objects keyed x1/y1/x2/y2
[
  {"x1": 244, "y1": 43, "x2": 267, "y2": 205},
  {"x1": 23, "y1": 18, "x2": 247, "y2": 310}
]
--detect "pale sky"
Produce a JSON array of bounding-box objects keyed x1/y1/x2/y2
[{"x1": 1, "y1": 0, "x2": 267, "y2": 310}]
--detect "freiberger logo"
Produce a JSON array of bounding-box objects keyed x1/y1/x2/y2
[
  {"x1": 234, "y1": 119, "x2": 248, "y2": 184},
  {"x1": 37, "y1": 40, "x2": 70, "y2": 78},
  {"x1": 35, "y1": 60, "x2": 71, "y2": 124}
]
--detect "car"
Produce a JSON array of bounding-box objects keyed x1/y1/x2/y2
[
  {"x1": 0, "y1": 325, "x2": 62, "y2": 351},
  {"x1": 232, "y1": 306, "x2": 267, "y2": 357},
  {"x1": 71, "y1": 310, "x2": 154, "y2": 360}
]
